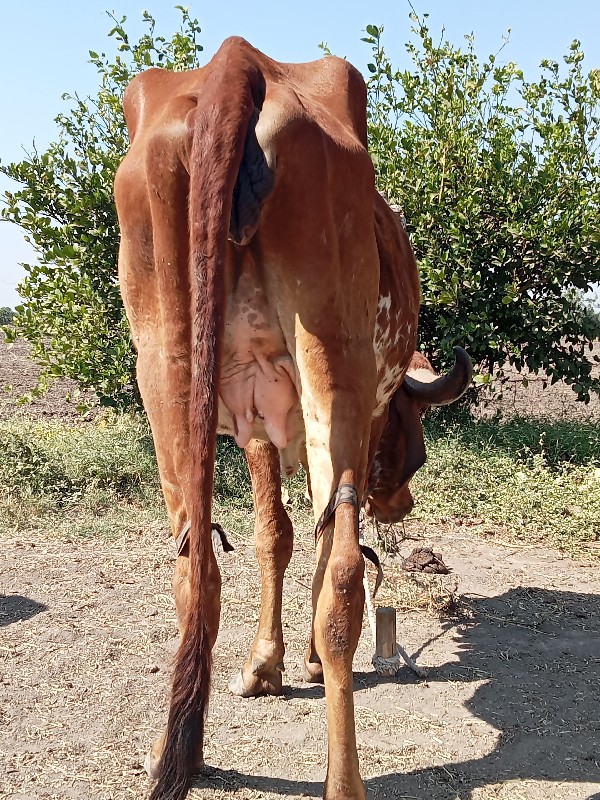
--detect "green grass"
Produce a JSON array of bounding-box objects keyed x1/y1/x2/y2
[
  {"x1": 0, "y1": 411, "x2": 598, "y2": 554},
  {"x1": 0, "y1": 415, "x2": 308, "y2": 541},
  {"x1": 413, "y1": 415, "x2": 600, "y2": 551},
  {"x1": 0, "y1": 414, "x2": 164, "y2": 538}
]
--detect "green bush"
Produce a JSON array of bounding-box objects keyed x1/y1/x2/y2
[
  {"x1": 1, "y1": 9, "x2": 203, "y2": 409},
  {"x1": 364, "y1": 16, "x2": 600, "y2": 401}
]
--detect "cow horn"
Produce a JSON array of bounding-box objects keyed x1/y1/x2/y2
[{"x1": 403, "y1": 346, "x2": 472, "y2": 406}]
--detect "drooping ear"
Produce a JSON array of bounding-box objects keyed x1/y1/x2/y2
[{"x1": 393, "y1": 386, "x2": 427, "y2": 487}]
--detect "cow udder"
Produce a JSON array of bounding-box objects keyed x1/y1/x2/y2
[{"x1": 219, "y1": 354, "x2": 298, "y2": 450}]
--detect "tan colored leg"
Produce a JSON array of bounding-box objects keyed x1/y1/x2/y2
[
  {"x1": 294, "y1": 327, "x2": 374, "y2": 800},
  {"x1": 230, "y1": 439, "x2": 294, "y2": 696},
  {"x1": 303, "y1": 634, "x2": 325, "y2": 684},
  {"x1": 120, "y1": 246, "x2": 220, "y2": 775}
]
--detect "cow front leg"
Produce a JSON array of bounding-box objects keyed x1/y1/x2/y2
[{"x1": 229, "y1": 439, "x2": 294, "y2": 697}]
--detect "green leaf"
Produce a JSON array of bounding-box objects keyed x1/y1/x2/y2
[{"x1": 363, "y1": 16, "x2": 600, "y2": 404}]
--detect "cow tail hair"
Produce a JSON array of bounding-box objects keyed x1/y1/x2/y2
[{"x1": 148, "y1": 49, "x2": 265, "y2": 800}]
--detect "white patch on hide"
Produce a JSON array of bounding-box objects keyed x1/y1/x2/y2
[
  {"x1": 406, "y1": 368, "x2": 437, "y2": 383},
  {"x1": 373, "y1": 291, "x2": 412, "y2": 416}
]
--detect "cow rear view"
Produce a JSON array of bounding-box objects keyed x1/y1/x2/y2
[{"x1": 115, "y1": 37, "x2": 389, "y2": 800}]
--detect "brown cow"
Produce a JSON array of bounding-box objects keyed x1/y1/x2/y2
[
  {"x1": 114, "y1": 37, "x2": 466, "y2": 800},
  {"x1": 228, "y1": 347, "x2": 471, "y2": 694},
  {"x1": 365, "y1": 347, "x2": 472, "y2": 523}
]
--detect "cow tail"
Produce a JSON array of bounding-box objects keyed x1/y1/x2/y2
[{"x1": 149, "y1": 51, "x2": 266, "y2": 800}]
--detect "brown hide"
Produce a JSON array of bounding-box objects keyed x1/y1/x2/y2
[
  {"x1": 365, "y1": 348, "x2": 472, "y2": 524},
  {"x1": 114, "y1": 37, "x2": 423, "y2": 800}
]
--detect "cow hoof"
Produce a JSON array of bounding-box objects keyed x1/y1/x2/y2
[
  {"x1": 303, "y1": 659, "x2": 324, "y2": 684},
  {"x1": 143, "y1": 743, "x2": 161, "y2": 779},
  {"x1": 144, "y1": 732, "x2": 204, "y2": 778},
  {"x1": 228, "y1": 667, "x2": 282, "y2": 697},
  {"x1": 229, "y1": 670, "x2": 251, "y2": 697},
  {"x1": 144, "y1": 729, "x2": 167, "y2": 778}
]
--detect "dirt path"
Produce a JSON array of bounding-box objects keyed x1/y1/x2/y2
[{"x1": 2, "y1": 522, "x2": 599, "y2": 800}]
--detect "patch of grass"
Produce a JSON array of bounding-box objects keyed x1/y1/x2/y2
[
  {"x1": 0, "y1": 414, "x2": 164, "y2": 537},
  {"x1": 213, "y1": 435, "x2": 251, "y2": 506},
  {"x1": 413, "y1": 415, "x2": 600, "y2": 552},
  {"x1": 430, "y1": 410, "x2": 600, "y2": 470},
  {"x1": 0, "y1": 414, "x2": 158, "y2": 499},
  {"x1": 0, "y1": 417, "x2": 310, "y2": 540},
  {"x1": 1, "y1": 411, "x2": 598, "y2": 554}
]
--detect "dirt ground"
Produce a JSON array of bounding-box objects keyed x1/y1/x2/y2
[
  {"x1": 476, "y1": 355, "x2": 600, "y2": 421},
  {"x1": 2, "y1": 523, "x2": 599, "y2": 800},
  {"x1": 0, "y1": 339, "x2": 95, "y2": 422},
  {"x1": 1, "y1": 338, "x2": 599, "y2": 800}
]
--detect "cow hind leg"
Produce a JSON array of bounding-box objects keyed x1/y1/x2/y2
[
  {"x1": 133, "y1": 347, "x2": 222, "y2": 777},
  {"x1": 297, "y1": 340, "x2": 374, "y2": 800},
  {"x1": 230, "y1": 439, "x2": 293, "y2": 697}
]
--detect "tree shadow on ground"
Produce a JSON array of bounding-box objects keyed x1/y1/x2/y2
[
  {"x1": 194, "y1": 586, "x2": 600, "y2": 799},
  {"x1": 0, "y1": 594, "x2": 47, "y2": 627}
]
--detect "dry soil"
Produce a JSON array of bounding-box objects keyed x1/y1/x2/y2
[{"x1": 1, "y1": 338, "x2": 599, "y2": 800}]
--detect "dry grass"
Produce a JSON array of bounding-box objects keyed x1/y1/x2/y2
[
  {"x1": 3, "y1": 509, "x2": 600, "y2": 799},
  {"x1": 375, "y1": 568, "x2": 460, "y2": 617}
]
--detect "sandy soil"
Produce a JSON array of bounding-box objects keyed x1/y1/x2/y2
[
  {"x1": 474, "y1": 342, "x2": 600, "y2": 422},
  {"x1": 1, "y1": 522, "x2": 599, "y2": 800},
  {"x1": 0, "y1": 339, "x2": 95, "y2": 422},
  {"x1": 2, "y1": 338, "x2": 599, "y2": 800}
]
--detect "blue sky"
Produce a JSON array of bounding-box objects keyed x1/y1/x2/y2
[{"x1": 1, "y1": 0, "x2": 599, "y2": 307}]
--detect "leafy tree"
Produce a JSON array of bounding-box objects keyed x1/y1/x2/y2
[
  {"x1": 2, "y1": 9, "x2": 599, "y2": 407},
  {"x1": 364, "y1": 15, "x2": 600, "y2": 401},
  {"x1": 0, "y1": 307, "x2": 14, "y2": 326},
  {"x1": 1, "y1": 8, "x2": 203, "y2": 409}
]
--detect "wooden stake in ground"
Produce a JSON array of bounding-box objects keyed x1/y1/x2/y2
[
  {"x1": 375, "y1": 607, "x2": 397, "y2": 659},
  {"x1": 362, "y1": 567, "x2": 428, "y2": 678}
]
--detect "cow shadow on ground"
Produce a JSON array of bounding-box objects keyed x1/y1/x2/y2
[
  {"x1": 282, "y1": 683, "x2": 325, "y2": 700},
  {"x1": 374, "y1": 585, "x2": 600, "y2": 798},
  {"x1": 0, "y1": 594, "x2": 47, "y2": 627},
  {"x1": 195, "y1": 586, "x2": 600, "y2": 799}
]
